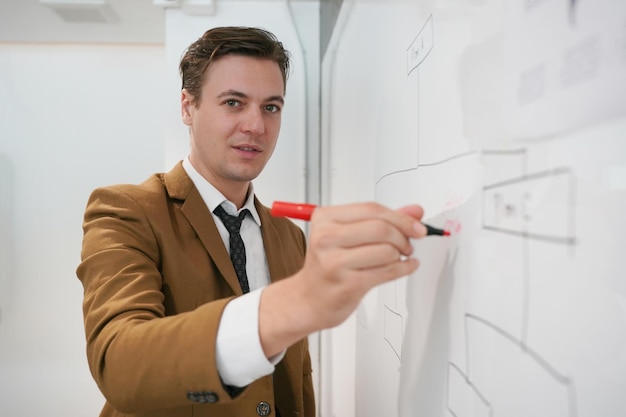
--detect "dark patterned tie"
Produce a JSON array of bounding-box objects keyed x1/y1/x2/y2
[{"x1": 213, "y1": 205, "x2": 251, "y2": 293}]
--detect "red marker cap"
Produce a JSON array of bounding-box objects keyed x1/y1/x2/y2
[{"x1": 271, "y1": 201, "x2": 317, "y2": 221}]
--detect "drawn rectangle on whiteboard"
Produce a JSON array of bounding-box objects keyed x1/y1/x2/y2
[
  {"x1": 482, "y1": 169, "x2": 574, "y2": 244},
  {"x1": 406, "y1": 14, "x2": 434, "y2": 75}
]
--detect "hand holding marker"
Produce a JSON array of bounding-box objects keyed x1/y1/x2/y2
[{"x1": 271, "y1": 201, "x2": 450, "y2": 236}]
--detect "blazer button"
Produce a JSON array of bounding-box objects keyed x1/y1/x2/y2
[
  {"x1": 187, "y1": 391, "x2": 218, "y2": 404},
  {"x1": 256, "y1": 401, "x2": 271, "y2": 416}
]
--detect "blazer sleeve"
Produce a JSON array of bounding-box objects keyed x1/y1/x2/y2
[{"x1": 76, "y1": 185, "x2": 239, "y2": 413}]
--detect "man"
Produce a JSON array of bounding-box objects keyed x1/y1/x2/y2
[{"x1": 77, "y1": 26, "x2": 427, "y2": 417}]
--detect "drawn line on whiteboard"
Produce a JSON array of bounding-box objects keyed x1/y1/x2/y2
[
  {"x1": 465, "y1": 314, "x2": 572, "y2": 384},
  {"x1": 481, "y1": 154, "x2": 577, "y2": 349},
  {"x1": 375, "y1": 167, "x2": 416, "y2": 186},
  {"x1": 481, "y1": 165, "x2": 577, "y2": 245},
  {"x1": 568, "y1": 167, "x2": 577, "y2": 256},
  {"x1": 406, "y1": 14, "x2": 434, "y2": 76},
  {"x1": 464, "y1": 313, "x2": 579, "y2": 417},
  {"x1": 375, "y1": 150, "x2": 478, "y2": 186},
  {"x1": 446, "y1": 362, "x2": 493, "y2": 417},
  {"x1": 383, "y1": 305, "x2": 403, "y2": 361},
  {"x1": 418, "y1": 150, "x2": 479, "y2": 168},
  {"x1": 482, "y1": 226, "x2": 577, "y2": 245},
  {"x1": 482, "y1": 167, "x2": 572, "y2": 190},
  {"x1": 481, "y1": 148, "x2": 526, "y2": 155}
]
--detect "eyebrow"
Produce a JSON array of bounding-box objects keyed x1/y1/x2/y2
[{"x1": 217, "y1": 89, "x2": 284, "y2": 105}]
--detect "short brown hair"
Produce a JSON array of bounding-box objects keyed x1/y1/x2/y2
[{"x1": 179, "y1": 26, "x2": 291, "y2": 105}]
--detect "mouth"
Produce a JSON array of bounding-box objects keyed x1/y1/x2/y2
[
  {"x1": 233, "y1": 144, "x2": 262, "y2": 158},
  {"x1": 235, "y1": 145, "x2": 260, "y2": 152}
]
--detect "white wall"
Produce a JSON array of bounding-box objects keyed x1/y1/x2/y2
[
  {"x1": 0, "y1": 42, "x2": 166, "y2": 416},
  {"x1": 0, "y1": 7, "x2": 398, "y2": 416},
  {"x1": 0, "y1": 3, "x2": 334, "y2": 417}
]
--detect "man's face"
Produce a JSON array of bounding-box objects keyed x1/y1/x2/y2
[{"x1": 182, "y1": 54, "x2": 285, "y2": 196}]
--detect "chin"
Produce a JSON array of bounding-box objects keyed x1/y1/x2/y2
[{"x1": 229, "y1": 170, "x2": 262, "y2": 183}]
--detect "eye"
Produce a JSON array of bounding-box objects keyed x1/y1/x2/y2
[
  {"x1": 225, "y1": 99, "x2": 241, "y2": 107},
  {"x1": 265, "y1": 104, "x2": 281, "y2": 113}
]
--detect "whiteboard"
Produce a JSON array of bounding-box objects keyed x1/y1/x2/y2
[{"x1": 322, "y1": 1, "x2": 626, "y2": 416}]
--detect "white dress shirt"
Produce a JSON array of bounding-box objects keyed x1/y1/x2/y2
[{"x1": 182, "y1": 157, "x2": 285, "y2": 387}]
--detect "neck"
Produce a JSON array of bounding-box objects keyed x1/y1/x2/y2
[
  {"x1": 187, "y1": 156, "x2": 251, "y2": 209},
  {"x1": 224, "y1": 184, "x2": 250, "y2": 210}
]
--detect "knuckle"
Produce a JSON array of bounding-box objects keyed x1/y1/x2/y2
[{"x1": 314, "y1": 228, "x2": 336, "y2": 249}]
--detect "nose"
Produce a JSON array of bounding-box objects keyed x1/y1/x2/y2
[{"x1": 240, "y1": 107, "x2": 265, "y2": 135}]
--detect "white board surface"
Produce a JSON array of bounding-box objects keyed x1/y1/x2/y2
[{"x1": 323, "y1": 1, "x2": 626, "y2": 416}]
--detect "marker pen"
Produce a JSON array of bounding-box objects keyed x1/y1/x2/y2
[
  {"x1": 271, "y1": 201, "x2": 317, "y2": 221},
  {"x1": 271, "y1": 201, "x2": 450, "y2": 236}
]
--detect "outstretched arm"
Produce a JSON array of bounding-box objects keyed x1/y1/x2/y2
[{"x1": 259, "y1": 202, "x2": 427, "y2": 357}]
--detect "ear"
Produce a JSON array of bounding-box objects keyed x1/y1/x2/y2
[{"x1": 181, "y1": 89, "x2": 194, "y2": 126}]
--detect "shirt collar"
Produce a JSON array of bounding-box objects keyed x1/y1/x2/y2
[{"x1": 182, "y1": 157, "x2": 261, "y2": 226}]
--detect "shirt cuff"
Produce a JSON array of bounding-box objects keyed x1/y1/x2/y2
[{"x1": 215, "y1": 288, "x2": 286, "y2": 387}]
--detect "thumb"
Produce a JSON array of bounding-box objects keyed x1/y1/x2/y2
[{"x1": 397, "y1": 204, "x2": 424, "y2": 221}]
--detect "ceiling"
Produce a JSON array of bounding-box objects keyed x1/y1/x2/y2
[
  {"x1": 0, "y1": 0, "x2": 167, "y2": 44},
  {"x1": 0, "y1": 0, "x2": 316, "y2": 45}
]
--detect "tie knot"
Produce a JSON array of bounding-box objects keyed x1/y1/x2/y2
[{"x1": 214, "y1": 205, "x2": 249, "y2": 235}]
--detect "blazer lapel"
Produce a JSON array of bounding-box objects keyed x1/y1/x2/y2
[
  {"x1": 163, "y1": 162, "x2": 243, "y2": 295},
  {"x1": 256, "y1": 198, "x2": 298, "y2": 284}
]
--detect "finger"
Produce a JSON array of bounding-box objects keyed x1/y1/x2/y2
[
  {"x1": 352, "y1": 256, "x2": 420, "y2": 291},
  {"x1": 316, "y1": 219, "x2": 414, "y2": 256},
  {"x1": 397, "y1": 204, "x2": 425, "y2": 221},
  {"x1": 396, "y1": 204, "x2": 427, "y2": 237},
  {"x1": 329, "y1": 243, "x2": 405, "y2": 271},
  {"x1": 314, "y1": 202, "x2": 425, "y2": 239}
]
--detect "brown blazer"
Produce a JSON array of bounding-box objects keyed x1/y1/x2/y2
[{"x1": 77, "y1": 162, "x2": 314, "y2": 417}]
